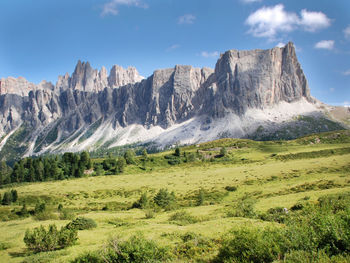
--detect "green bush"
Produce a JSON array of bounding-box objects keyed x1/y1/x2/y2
[
  {"x1": 0, "y1": 242, "x2": 10, "y2": 251},
  {"x1": 153, "y1": 189, "x2": 176, "y2": 209},
  {"x1": 144, "y1": 210, "x2": 155, "y2": 219},
  {"x1": 283, "y1": 208, "x2": 350, "y2": 256},
  {"x1": 24, "y1": 224, "x2": 77, "y2": 252},
  {"x1": 174, "y1": 147, "x2": 180, "y2": 157},
  {"x1": 259, "y1": 207, "x2": 288, "y2": 223},
  {"x1": 59, "y1": 209, "x2": 75, "y2": 220},
  {"x1": 169, "y1": 210, "x2": 200, "y2": 226},
  {"x1": 175, "y1": 232, "x2": 217, "y2": 261},
  {"x1": 196, "y1": 188, "x2": 205, "y2": 206},
  {"x1": 132, "y1": 193, "x2": 150, "y2": 209},
  {"x1": 226, "y1": 198, "x2": 256, "y2": 218},
  {"x1": 33, "y1": 211, "x2": 58, "y2": 221},
  {"x1": 283, "y1": 250, "x2": 350, "y2": 263},
  {"x1": 66, "y1": 217, "x2": 97, "y2": 230},
  {"x1": 224, "y1": 186, "x2": 237, "y2": 192},
  {"x1": 124, "y1": 150, "x2": 135, "y2": 165},
  {"x1": 214, "y1": 228, "x2": 282, "y2": 263},
  {"x1": 71, "y1": 251, "x2": 104, "y2": 263},
  {"x1": 1, "y1": 192, "x2": 12, "y2": 205},
  {"x1": 101, "y1": 235, "x2": 171, "y2": 263},
  {"x1": 34, "y1": 202, "x2": 46, "y2": 214}
]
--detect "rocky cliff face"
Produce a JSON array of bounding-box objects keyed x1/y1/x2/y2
[
  {"x1": 212, "y1": 42, "x2": 312, "y2": 117},
  {"x1": 0, "y1": 42, "x2": 342, "y2": 160}
]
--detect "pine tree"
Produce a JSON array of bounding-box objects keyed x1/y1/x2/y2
[
  {"x1": 117, "y1": 157, "x2": 126, "y2": 173},
  {"x1": 11, "y1": 189, "x2": 18, "y2": 202},
  {"x1": 2, "y1": 192, "x2": 11, "y2": 205},
  {"x1": 220, "y1": 147, "x2": 227, "y2": 157},
  {"x1": 124, "y1": 150, "x2": 135, "y2": 164}
]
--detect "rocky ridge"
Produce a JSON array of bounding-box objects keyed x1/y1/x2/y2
[{"x1": 0, "y1": 42, "x2": 347, "y2": 161}]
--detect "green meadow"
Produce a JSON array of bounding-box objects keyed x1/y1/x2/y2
[{"x1": 0, "y1": 130, "x2": 350, "y2": 262}]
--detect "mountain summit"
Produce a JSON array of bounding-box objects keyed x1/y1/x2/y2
[{"x1": 0, "y1": 43, "x2": 347, "y2": 160}]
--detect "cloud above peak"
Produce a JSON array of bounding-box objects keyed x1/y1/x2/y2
[
  {"x1": 299, "y1": 9, "x2": 331, "y2": 32},
  {"x1": 314, "y1": 40, "x2": 334, "y2": 50},
  {"x1": 245, "y1": 4, "x2": 331, "y2": 40},
  {"x1": 201, "y1": 51, "x2": 219, "y2": 58},
  {"x1": 178, "y1": 14, "x2": 196, "y2": 24},
  {"x1": 101, "y1": 0, "x2": 148, "y2": 16}
]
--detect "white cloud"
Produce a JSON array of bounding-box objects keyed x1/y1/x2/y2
[
  {"x1": 343, "y1": 69, "x2": 350, "y2": 76},
  {"x1": 299, "y1": 9, "x2": 331, "y2": 32},
  {"x1": 276, "y1": 42, "x2": 285, "y2": 48},
  {"x1": 245, "y1": 4, "x2": 331, "y2": 40},
  {"x1": 314, "y1": 40, "x2": 334, "y2": 50},
  {"x1": 201, "y1": 51, "x2": 219, "y2": 58},
  {"x1": 344, "y1": 26, "x2": 350, "y2": 39},
  {"x1": 241, "y1": 0, "x2": 262, "y2": 3},
  {"x1": 101, "y1": 0, "x2": 147, "y2": 16},
  {"x1": 178, "y1": 14, "x2": 196, "y2": 24},
  {"x1": 329, "y1": 87, "x2": 335, "y2": 92},
  {"x1": 245, "y1": 5, "x2": 299, "y2": 39},
  {"x1": 166, "y1": 44, "x2": 180, "y2": 52}
]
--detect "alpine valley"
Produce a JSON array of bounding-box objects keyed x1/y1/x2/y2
[{"x1": 0, "y1": 42, "x2": 349, "y2": 161}]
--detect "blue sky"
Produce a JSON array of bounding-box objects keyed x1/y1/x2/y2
[{"x1": 0, "y1": 0, "x2": 349, "y2": 105}]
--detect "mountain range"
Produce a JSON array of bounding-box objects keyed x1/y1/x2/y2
[{"x1": 0, "y1": 42, "x2": 348, "y2": 161}]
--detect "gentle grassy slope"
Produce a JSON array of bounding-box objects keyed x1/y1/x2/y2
[{"x1": 0, "y1": 130, "x2": 349, "y2": 262}]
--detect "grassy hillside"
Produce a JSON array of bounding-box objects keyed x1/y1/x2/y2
[{"x1": 0, "y1": 130, "x2": 350, "y2": 262}]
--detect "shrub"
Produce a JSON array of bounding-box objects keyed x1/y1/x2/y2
[
  {"x1": 1, "y1": 192, "x2": 12, "y2": 205},
  {"x1": 33, "y1": 202, "x2": 57, "y2": 221},
  {"x1": 196, "y1": 188, "x2": 205, "y2": 206},
  {"x1": 214, "y1": 228, "x2": 282, "y2": 263},
  {"x1": 34, "y1": 202, "x2": 46, "y2": 214},
  {"x1": 169, "y1": 210, "x2": 200, "y2": 225},
  {"x1": 290, "y1": 202, "x2": 304, "y2": 211},
  {"x1": 144, "y1": 210, "x2": 155, "y2": 219},
  {"x1": 168, "y1": 158, "x2": 180, "y2": 165},
  {"x1": 0, "y1": 242, "x2": 10, "y2": 251},
  {"x1": 226, "y1": 198, "x2": 256, "y2": 218},
  {"x1": 72, "y1": 251, "x2": 104, "y2": 263},
  {"x1": 59, "y1": 209, "x2": 75, "y2": 220},
  {"x1": 283, "y1": 250, "x2": 350, "y2": 263},
  {"x1": 132, "y1": 193, "x2": 149, "y2": 209},
  {"x1": 102, "y1": 235, "x2": 172, "y2": 263},
  {"x1": 175, "y1": 232, "x2": 217, "y2": 261},
  {"x1": 283, "y1": 208, "x2": 350, "y2": 256},
  {"x1": 224, "y1": 186, "x2": 237, "y2": 192},
  {"x1": 24, "y1": 224, "x2": 77, "y2": 252},
  {"x1": 34, "y1": 211, "x2": 58, "y2": 221},
  {"x1": 16, "y1": 204, "x2": 29, "y2": 217},
  {"x1": 124, "y1": 150, "x2": 135, "y2": 165},
  {"x1": 259, "y1": 207, "x2": 288, "y2": 223},
  {"x1": 11, "y1": 190, "x2": 18, "y2": 202},
  {"x1": 219, "y1": 147, "x2": 227, "y2": 157},
  {"x1": 66, "y1": 217, "x2": 97, "y2": 230},
  {"x1": 154, "y1": 189, "x2": 176, "y2": 209}
]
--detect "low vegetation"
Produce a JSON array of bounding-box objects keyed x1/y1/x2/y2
[
  {"x1": 24, "y1": 224, "x2": 77, "y2": 253},
  {"x1": 0, "y1": 130, "x2": 349, "y2": 262}
]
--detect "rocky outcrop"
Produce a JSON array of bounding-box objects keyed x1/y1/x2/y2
[
  {"x1": 212, "y1": 42, "x2": 312, "y2": 117},
  {"x1": 57, "y1": 61, "x2": 144, "y2": 92},
  {"x1": 108, "y1": 65, "x2": 144, "y2": 88},
  {"x1": 0, "y1": 42, "x2": 333, "y2": 160}
]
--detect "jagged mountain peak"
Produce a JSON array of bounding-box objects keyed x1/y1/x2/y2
[{"x1": 0, "y1": 43, "x2": 347, "y2": 161}]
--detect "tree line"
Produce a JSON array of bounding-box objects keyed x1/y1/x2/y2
[{"x1": 0, "y1": 152, "x2": 92, "y2": 186}]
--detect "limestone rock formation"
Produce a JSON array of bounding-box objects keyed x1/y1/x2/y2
[{"x1": 0, "y1": 42, "x2": 344, "y2": 160}]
